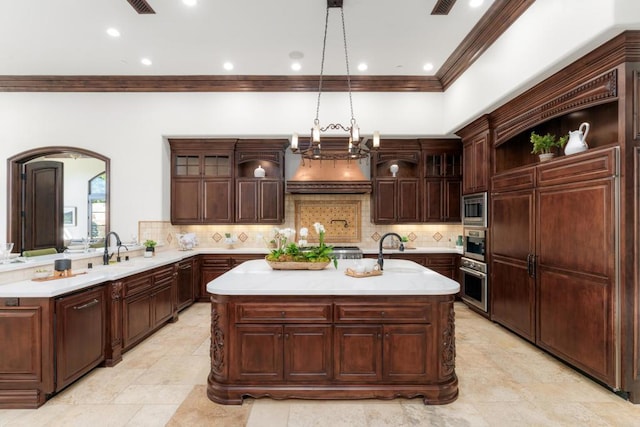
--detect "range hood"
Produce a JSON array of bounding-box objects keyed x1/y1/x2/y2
[{"x1": 286, "y1": 159, "x2": 372, "y2": 194}]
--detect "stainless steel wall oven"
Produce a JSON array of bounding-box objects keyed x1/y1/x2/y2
[{"x1": 460, "y1": 257, "x2": 488, "y2": 313}]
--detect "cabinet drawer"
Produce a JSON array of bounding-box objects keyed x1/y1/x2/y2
[
  {"x1": 201, "y1": 256, "x2": 231, "y2": 269},
  {"x1": 425, "y1": 254, "x2": 456, "y2": 267},
  {"x1": 123, "y1": 274, "x2": 152, "y2": 297},
  {"x1": 153, "y1": 266, "x2": 175, "y2": 288},
  {"x1": 335, "y1": 304, "x2": 432, "y2": 323},
  {"x1": 235, "y1": 303, "x2": 332, "y2": 323},
  {"x1": 492, "y1": 167, "x2": 536, "y2": 192}
]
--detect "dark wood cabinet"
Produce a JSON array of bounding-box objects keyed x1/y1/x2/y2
[
  {"x1": 198, "y1": 255, "x2": 232, "y2": 302},
  {"x1": 169, "y1": 139, "x2": 236, "y2": 224},
  {"x1": 379, "y1": 252, "x2": 459, "y2": 281},
  {"x1": 235, "y1": 140, "x2": 287, "y2": 224},
  {"x1": 176, "y1": 257, "x2": 196, "y2": 311},
  {"x1": 209, "y1": 294, "x2": 456, "y2": 405},
  {"x1": 55, "y1": 286, "x2": 106, "y2": 391},
  {"x1": 457, "y1": 116, "x2": 489, "y2": 195},
  {"x1": 121, "y1": 265, "x2": 177, "y2": 350}
]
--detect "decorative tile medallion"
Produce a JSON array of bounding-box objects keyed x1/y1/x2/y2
[
  {"x1": 238, "y1": 232, "x2": 248, "y2": 243},
  {"x1": 371, "y1": 232, "x2": 381, "y2": 242},
  {"x1": 294, "y1": 200, "x2": 361, "y2": 243},
  {"x1": 408, "y1": 232, "x2": 417, "y2": 242},
  {"x1": 433, "y1": 232, "x2": 443, "y2": 242},
  {"x1": 166, "y1": 233, "x2": 173, "y2": 244},
  {"x1": 212, "y1": 232, "x2": 223, "y2": 242}
]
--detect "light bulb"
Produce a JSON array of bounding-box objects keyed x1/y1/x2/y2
[
  {"x1": 291, "y1": 133, "x2": 298, "y2": 150},
  {"x1": 373, "y1": 131, "x2": 380, "y2": 148}
]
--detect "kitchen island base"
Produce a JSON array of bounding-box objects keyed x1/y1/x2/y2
[{"x1": 207, "y1": 293, "x2": 458, "y2": 406}]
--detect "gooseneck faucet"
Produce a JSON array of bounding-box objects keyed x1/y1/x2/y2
[
  {"x1": 103, "y1": 231, "x2": 122, "y2": 265},
  {"x1": 377, "y1": 232, "x2": 405, "y2": 271}
]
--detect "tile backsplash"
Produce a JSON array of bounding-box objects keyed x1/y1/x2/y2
[{"x1": 139, "y1": 194, "x2": 463, "y2": 250}]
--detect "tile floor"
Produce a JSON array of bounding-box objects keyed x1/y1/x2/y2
[{"x1": 2, "y1": 302, "x2": 640, "y2": 426}]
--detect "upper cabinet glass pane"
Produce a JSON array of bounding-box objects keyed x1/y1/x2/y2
[
  {"x1": 204, "y1": 156, "x2": 230, "y2": 176},
  {"x1": 176, "y1": 156, "x2": 200, "y2": 176}
]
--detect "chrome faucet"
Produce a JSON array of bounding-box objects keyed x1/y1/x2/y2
[
  {"x1": 103, "y1": 231, "x2": 122, "y2": 265},
  {"x1": 377, "y1": 232, "x2": 404, "y2": 271}
]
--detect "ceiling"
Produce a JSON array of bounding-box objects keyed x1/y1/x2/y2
[{"x1": 0, "y1": 0, "x2": 533, "y2": 92}]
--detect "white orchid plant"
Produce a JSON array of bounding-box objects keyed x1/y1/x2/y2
[{"x1": 266, "y1": 222, "x2": 336, "y2": 268}]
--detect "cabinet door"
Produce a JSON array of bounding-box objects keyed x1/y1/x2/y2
[
  {"x1": 232, "y1": 325, "x2": 283, "y2": 381},
  {"x1": 383, "y1": 324, "x2": 434, "y2": 383},
  {"x1": 444, "y1": 179, "x2": 461, "y2": 222},
  {"x1": 236, "y1": 179, "x2": 258, "y2": 223},
  {"x1": 334, "y1": 325, "x2": 382, "y2": 382},
  {"x1": 472, "y1": 136, "x2": 488, "y2": 191},
  {"x1": 424, "y1": 179, "x2": 442, "y2": 222},
  {"x1": 284, "y1": 325, "x2": 332, "y2": 382},
  {"x1": 373, "y1": 180, "x2": 396, "y2": 223},
  {"x1": 152, "y1": 284, "x2": 174, "y2": 327},
  {"x1": 203, "y1": 179, "x2": 233, "y2": 223},
  {"x1": 490, "y1": 189, "x2": 535, "y2": 341},
  {"x1": 259, "y1": 180, "x2": 283, "y2": 223},
  {"x1": 397, "y1": 179, "x2": 420, "y2": 222},
  {"x1": 55, "y1": 287, "x2": 106, "y2": 391},
  {"x1": 536, "y1": 178, "x2": 616, "y2": 384},
  {"x1": 122, "y1": 292, "x2": 152, "y2": 350},
  {"x1": 171, "y1": 179, "x2": 201, "y2": 223},
  {"x1": 176, "y1": 259, "x2": 194, "y2": 311},
  {"x1": 198, "y1": 256, "x2": 230, "y2": 302}
]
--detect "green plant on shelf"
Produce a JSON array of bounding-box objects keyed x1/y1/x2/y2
[{"x1": 530, "y1": 131, "x2": 568, "y2": 154}]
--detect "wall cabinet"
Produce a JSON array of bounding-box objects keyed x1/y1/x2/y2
[
  {"x1": 55, "y1": 286, "x2": 106, "y2": 391},
  {"x1": 169, "y1": 139, "x2": 236, "y2": 224},
  {"x1": 121, "y1": 265, "x2": 177, "y2": 350},
  {"x1": 456, "y1": 116, "x2": 489, "y2": 195},
  {"x1": 235, "y1": 140, "x2": 287, "y2": 224}
]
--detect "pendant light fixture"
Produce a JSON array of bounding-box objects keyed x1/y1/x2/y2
[{"x1": 291, "y1": 0, "x2": 380, "y2": 163}]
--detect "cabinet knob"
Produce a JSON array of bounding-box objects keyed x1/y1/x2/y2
[
  {"x1": 285, "y1": 333, "x2": 289, "y2": 339},
  {"x1": 380, "y1": 311, "x2": 386, "y2": 317},
  {"x1": 281, "y1": 311, "x2": 286, "y2": 317},
  {"x1": 377, "y1": 333, "x2": 381, "y2": 338}
]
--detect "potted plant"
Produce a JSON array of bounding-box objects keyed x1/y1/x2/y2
[
  {"x1": 224, "y1": 233, "x2": 237, "y2": 249},
  {"x1": 265, "y1": 223, "x2": 337, "y2": 270},
  {"x1": 401, "y1": 235, "x2": 415, "y2": 249},
  {"x1": 143, "y1": 239, "x2": 157, "y2": 257},
  {"x1": 530, "y1": 131, "x2": 568, "y2": 162}
]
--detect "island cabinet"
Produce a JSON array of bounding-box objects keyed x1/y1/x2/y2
[
  {"x1": 169, "y1": 139, "x2": 236, "y2": 224},
  {"x1": 121, "y1": 265, "x2": 177, "y2": 351},
  {"x1": 372, "y1": 253, "x2": 459, "y2": 281},
  {"x1": 208, "y1": 294, "x2": 457, "y2": 405},
  {"x1": 235, "y1": 140, "x2": 287, "y2": 224},
  {"x1": 230, "y1": 302, "x2": 333, "y2": 382}
]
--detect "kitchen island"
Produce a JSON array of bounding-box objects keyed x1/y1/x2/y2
[{"x1": 206, "y1": 258, "x2": 460, "y2": 405}]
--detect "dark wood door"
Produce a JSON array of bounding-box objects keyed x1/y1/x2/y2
[
  {"x1": 397, "y1": 179, "x2": 420, "y2": 222},
  {"x1": 259, "y1": 180, "x2": 283, "y2": 223},
  {"x1": 424, "y1": 179, "x2": 442, "y2": 222},
  {"x1": 55, "y1": 286, "x2": 106, "y2": 391},
  {"x1": 176, "y1": 259, "x2": 194, "y2": 311},
  {"x1": 122, "y1": 292, "x2": 152, "y2": 350},
  {"x1": 24, "y1": 161, "x2": 64, "y2": 252},
  {"x1": 334, "y1": 325, "x2": 382, "y2": 382},
  {"x1": 203, "y1": 179, "x2": 233, "y2": 223},
  {"x1": 444, "y1": 179, "x2": 461, "y2": 222},
  {"x1": 284, "y1": 325, "x2": 332, "y2": 382},
  {"x1": 383, "y1": 324, "x2": 434, "y2": 382},
  {"x1": 491, "y1": 189, "x2": 536, "y2": 341},
  {"x1": 198, "y1": 256, "x2": 231, "y2": 302},
  {"x1": 236, "y1": 179, "x2": 258, "y2": 223},
  {"x1": 171, "y1": 179, "x2": 200, "y2": 224},
  {"x1": 233, "y1": 325, "x2": 283, "y2": 381},
  {"x1": 373, "y1": 180, "x2": 396, "y2": 223},
  {"x1": 536, "y1": 178, "x2": 616, "y2": 385}
]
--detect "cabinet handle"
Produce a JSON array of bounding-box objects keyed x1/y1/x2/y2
[{"x1": 74, "y1": 298, "x2": 99, "y2": 310}]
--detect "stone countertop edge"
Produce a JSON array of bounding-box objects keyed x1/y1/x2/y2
[
  {"x1": 207, "y1": 259, "x2": 460, "y2": 296},
  {"x1": 0, "y1": 247, "x2": 462, "y2": 298}
]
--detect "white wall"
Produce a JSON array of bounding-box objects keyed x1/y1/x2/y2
[{"x1": 2, "y1": 0, "x2": 639, "y2": 242}]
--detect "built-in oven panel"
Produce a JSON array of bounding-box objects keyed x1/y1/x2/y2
[
  {"x1": 463, "y1": 228, "x2": 486, "y2": 262},
  {"x1": 462, "y1": 192, "x2": 487, "y2": 227},
  {"x1": 460, "y1": 257, "x2": 488, "y2": 313}
]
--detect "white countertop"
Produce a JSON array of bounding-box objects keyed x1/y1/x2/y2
[
  {"x1": 0, "y1": 247, "x2": 461, "y2": 298},
  {"x1": 206, "y1": 259, "x2": 460, "y2": 296}
]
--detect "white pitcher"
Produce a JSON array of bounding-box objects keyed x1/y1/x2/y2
[{"x1": 565, "y1": 122, "x2": 590, "y2": 156}]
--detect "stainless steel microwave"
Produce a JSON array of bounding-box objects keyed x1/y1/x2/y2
[{"x1": 462, "y1": 192, "x2": 487, "y2": 227}]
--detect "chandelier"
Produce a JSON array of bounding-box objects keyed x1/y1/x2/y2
[{"x1": 290, "y1": 0, "x2": 380, "y2": 163}]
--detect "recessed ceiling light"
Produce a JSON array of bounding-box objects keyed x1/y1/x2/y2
[
  {"x1": 291, "y1": 62, "x2": 302, "y2": 71},
  {"x1": 223, "y1": 62, "x2": 234, "y2": 71},
  {"x1": 469, "y1": 0, "x2": 484, "y2": 7},
  {"x1": 106, "y1": 28, "x2": 120, "y2": 37},
  {"x1": 141, "y1": 58, "x2": 152, "y2": 66},
  {"x1": 423, "y1": 63, "x2": 434, "y2": 72},
  {"x1": 182, "y1": 0, "x2": 197, "y2": 6},
  {"x1": 357, "y1": 63, "x2": 368, "y2": 72}
]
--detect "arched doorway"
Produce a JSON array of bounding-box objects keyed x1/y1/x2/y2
[{"x1": 7, "y1": 147, "x2": 110, "y2": 254}]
